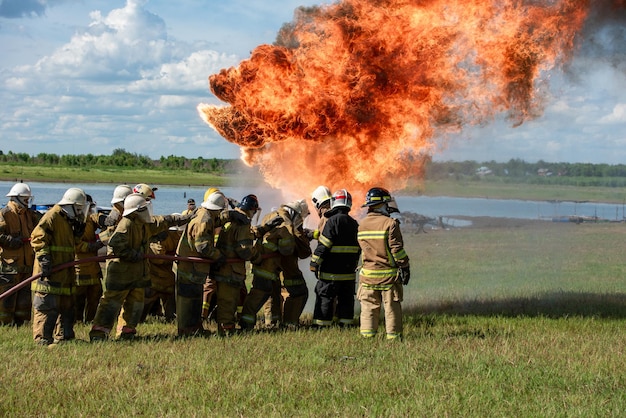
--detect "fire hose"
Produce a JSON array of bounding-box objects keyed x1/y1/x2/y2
[{"x1": 0, "y1": 252, "x2": 276, "y2": 301}]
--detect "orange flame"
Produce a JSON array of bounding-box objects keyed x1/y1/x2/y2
[{"x1": 198, "y1": 0, "x2": 619, "y2": 200}]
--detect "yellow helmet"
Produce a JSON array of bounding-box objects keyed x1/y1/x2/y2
[{"x1": 203, "y1": 187, "x2": 220, "y2": 202}]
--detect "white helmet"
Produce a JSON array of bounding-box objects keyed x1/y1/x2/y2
[
  {"x1": 330, "y1": 189, "x2": 352, "y2": 210},
  {"x1": 111, "y1": 185, "x2": 132, "y2": 205},
  {"x1": 123, "y1": 193, "x2": 154, "y2": 223},
  {"x1": 285, "y1": 199, "x2": 310, "y2": 219},
  {"x1": 6, "y1": 183, "x2": 32, "y2": 208},
  {"x1": 311, "y1": 186, "x2": 332, "y2": 210},
  {"x1": 202, "y1": 191, "x2": 228, "y2": 210},
  {"x1": 58, "y1": 188, "x2": 88, "y2": 222}
]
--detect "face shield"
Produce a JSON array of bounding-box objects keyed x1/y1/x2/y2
[
  {"x1": 61, "y1": 204, "x2": 89, "y2": 223},
  {"x1": 135, "y1": 201, "x2": 155, "y2": 224}
]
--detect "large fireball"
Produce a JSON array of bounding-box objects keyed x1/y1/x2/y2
[{"x1": 198, "y1": 0, "x2": 623, "y2": 199}]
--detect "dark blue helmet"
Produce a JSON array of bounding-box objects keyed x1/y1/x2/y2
[{"x1": 238, "y1": 194, "x2": 259, "y2": 212}]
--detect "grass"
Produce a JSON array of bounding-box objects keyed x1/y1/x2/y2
[{"x1": 1, "y1": 220, "x2": 625, "y2": 416}]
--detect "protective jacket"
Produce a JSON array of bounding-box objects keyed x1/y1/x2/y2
[
  {"x1": 149, "y1": 229, "x2": 181, "y2": 293},
  {"x1": 0, "y1": 201, "x2": 39, "y2": 274},
  {"x1": 30, "y1": 205, "x2": 77, "y2": 295},
  {"x1": 104, "y1": 215, "x2": 170, "y2": 291},
  {"x1": 74, "y1": 212, "x2": 102, "y2": 286},
  {"x1": 213, "y1": 208, "x2": 260, "y2": 285},
  {"x1": 252, "y1": 208, "x2": 297, "y2": 282},
  {"x1": 357, "y1": 212, "x2": 409, "y2": 286},
  {"x1": 176, "y1": 207, "x2": 223, "y2": 283},
  {"x1": 311, "y1": 208, "x2": 360, "y2": 280}
]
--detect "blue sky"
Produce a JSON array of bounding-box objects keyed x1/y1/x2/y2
[{"x1": 1, "y1": 0, "x2": 625, "y2": 163}]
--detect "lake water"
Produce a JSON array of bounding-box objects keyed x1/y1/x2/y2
[{"x1": 5, "y1": 180, "x2": 624, "y2": 222}]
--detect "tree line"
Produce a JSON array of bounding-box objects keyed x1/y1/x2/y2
[
  {"x1": 2, "y1": 149, "x2": 626, "y2": 187},
  {"x1": 426, "y1": 159, "x2": 626, "y2": 187},
  {"x1": 0, "y1": 149, "x2": 240, "y2": 174}
]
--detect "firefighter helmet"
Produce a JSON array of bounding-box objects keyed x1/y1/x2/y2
[
  {"x1": 111, "y1": 185, "x2": 132, "y2": 205},
  {"x1": 58, "y1": 188, "x2": 88, "y2": 221},
  {"x1": 203, "y1": 187, "x2": 220, "y2": 202},
  {"x1": 123, "y1": 193, "x2": 152, "y2": 216},
  {"x1": 6, "y1": 183, "x2": 32, "y2": 198},
  {"x1": 285, "y1": 199, "x2": 310, "y2": 219},
  {"x1": 6, "y1": 183, "x2": 32, "y2": 207},
  {"x1": 311, "y1": 186, "x2": 332, "y2": 210},
  {"x1": 202, "y1": 191, "x2": 228, "y2": 210},
  {"x1": 362, "y1": 187, "x2": 393, "y2": 207},
  {"x1": 238, "y1": 194, "x2": 259, "y2": 212},
  {"x1": 58, "y1": 187, "x2": 87, "y2": 207},
  {"x1": 331, "y1": 189, "x2": 352, "y2": 210},
  {"x1": 133, "y1": 183, "x2": 158, "y2": 200}
]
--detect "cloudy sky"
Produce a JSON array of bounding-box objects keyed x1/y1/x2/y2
[{"x1": 1, "y1": 0, "x2": 625, "y2": 164}]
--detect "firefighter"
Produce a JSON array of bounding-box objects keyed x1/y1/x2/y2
[
  {"x1": 307, "y1": 185, "x2": 332, "y2": 241},
  {"x1": 212, "y1": 194, "x2": 263, "y2": 336},
  {"x1": 0, "y1": 183, "x2": 41, "y2": 326},
  {"x1": 357, "y1": 187, "x2": 410, "y2": 340},
  {"x1": 310, "y1": 189, "x2": 360, "y2": 327},
  {"x1": 89, "y1": 193, "x2": 193, "y2": 341},
  {"x1": 73, "y1": 194, "x2": 104, "y2": 323},
  {"x1": 238, "y1": 206, "x2": 297, "y2": 331},
  {"x1": 141, "y1": 224, "x2": 182, "y2": 323},
  {"x1": 278, "y1": 199, "x2": 312, "y2": 328},
  {"x1": 30, "y1": 187, "x2": 88, "y2": 345},
  {"x1": 175, "y1": 190, "x2": 228, "y2": 336},
  {"x1": 200, "y1": 187, "x2": 225, "y2": 322}
]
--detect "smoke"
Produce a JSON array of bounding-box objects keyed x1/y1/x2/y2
[{"x1": 198, "y1": 0, "x2": 625, "y2": 201}]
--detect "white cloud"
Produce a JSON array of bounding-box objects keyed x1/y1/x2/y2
[{"x1": 600, "y1": 103, "x2": 626, "y2": 124}]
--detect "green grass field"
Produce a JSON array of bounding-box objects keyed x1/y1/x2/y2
[{"x1": 1, "y1": 220, "x2": 625, "y2": 416}]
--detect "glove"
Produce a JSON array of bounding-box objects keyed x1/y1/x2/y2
[
  {"x1": 0, "y1": 234, "x2": 24, "y2": 249},
  {"x1": 103, "y1": 211, "x2": 120, "y2": 227},
  {"x1": 212, "y1": 253, "x2": 227, "y2": 270},
  {"x1": 398, "y1": 266, "x2": 411, "y2": 286},
  {"x1": 38, "y1": 254, "x2": 52, "y2": 278},
  {"x1": 71, "y1": 220, "x2": 86, "y2": 238},
  {"x1": 309, "y1": 262, "x2": 319, "y2": 279},
  {"x1": 227, "y1": 198, "x2": 238, "y2": 209},
  {"x1": 87, "y1": 240, "x2": 104, "y2": 253}
]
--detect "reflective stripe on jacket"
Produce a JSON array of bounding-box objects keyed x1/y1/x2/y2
[
  {"x1": 30, "y1": 205, "x2": 76, "y2": 294},
  {"x1": 357, "y1": 212, "x2": 409, "y2": 286},
  {"x1": 312, "y1": 209, "x2": 360, "y2": 281}
]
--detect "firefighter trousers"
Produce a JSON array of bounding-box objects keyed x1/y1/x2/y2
[
  {"x1": 90, "y1": 287, "x2": 144, "y2": 339},
  {"x1": 74, "y1": 283, "x2": 103, "y2": 323},
  {"x1": 216, "y1": 281, "x2": 241, "y2": 334},
  {"x1": 0, "y1": 273, "x2": 32, "y2": 325},
  {"x1": 176, "y1": 279, "x2": 204, "y2": 336},
  {"x1": 32, "y1": 292, "x2": 75, "y2": 344},
  {"x1": 357, "y1": 282, "x2": 403, "y2": 339},
  {"x1": 313, "y1": 279, "x2": 356, "y2": 326}
]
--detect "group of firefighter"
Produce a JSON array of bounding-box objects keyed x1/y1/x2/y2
[{"x1": 0, "y1": 181, "x2": 410, "y2": 345}]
